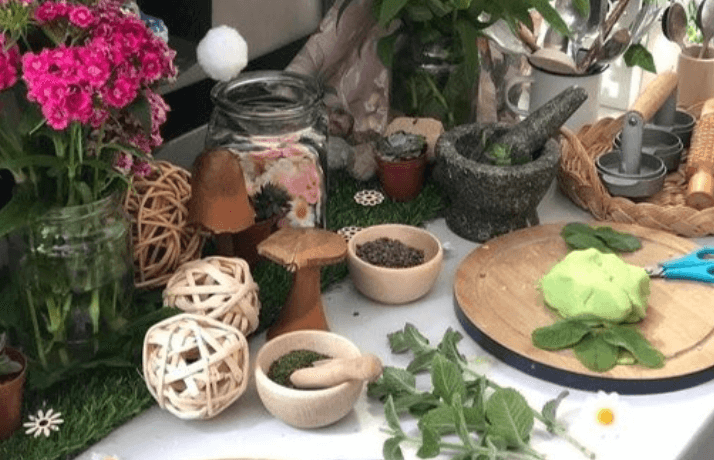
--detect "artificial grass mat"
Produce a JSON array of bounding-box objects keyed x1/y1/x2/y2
[{"x1": 0, "y1": 168, "x2": 446, "y2": 460}]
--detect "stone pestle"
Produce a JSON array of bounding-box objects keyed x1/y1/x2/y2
[{"x1": 484, "y1": 86, "x2": 588, "y2": 164}]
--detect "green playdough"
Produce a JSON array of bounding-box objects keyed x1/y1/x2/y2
[{"x1": 540, "y1": 248, "x2": 651, "y2": 323}]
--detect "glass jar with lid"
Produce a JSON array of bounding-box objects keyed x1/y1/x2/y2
[{"x1": 205, "y1": 70, "x2": 328, "y2": 228}]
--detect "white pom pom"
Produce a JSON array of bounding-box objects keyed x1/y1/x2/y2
[{"x1": 197, "y1": 25, "x2": 249, "y2": 82}]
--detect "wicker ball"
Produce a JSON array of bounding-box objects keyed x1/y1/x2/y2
[
  {"x1": 163, "y1": 256, "x2": 261, "y2": 336},
  {"x1": 142, "y1": 313, "x2": 249, "y2": 420},
  {"x1": 123, "y1": 160, "x2": 204, "y2": 289}
]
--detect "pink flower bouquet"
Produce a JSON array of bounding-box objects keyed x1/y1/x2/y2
[{"x1": 0, "y1": 0, "x2": 177, "y2": 233}]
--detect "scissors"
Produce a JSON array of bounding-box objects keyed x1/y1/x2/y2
[{"x1": 645, "y1": 247, "x2": 714, "y2": 283}]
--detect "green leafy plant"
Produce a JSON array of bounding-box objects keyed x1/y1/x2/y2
[
  {"x1": 340, "y1": 0, "x2": 569, "y2": 129},
  {"x1": 532, "y1": 315, "x2": 665, "y2": 372},
  {"x1": 251, "y1": 182, "x2": 291, "y2": 221},
  {"x1": 0, "y1": 332, "x2": 22, "y2": 376},
  {"x1": 368, "y1": 324, "x2": 595, "y2": 460},
  {"x1": 560, "y1": 222, "x2": 642, "y2": 253},
  {"x1": 376, "y1": 131, "x2": 427, "y2": 162}
]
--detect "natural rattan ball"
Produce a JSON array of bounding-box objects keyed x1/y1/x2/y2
[
  {"x1": 143, "y1": 313, "x2": 249, "y2": 420},
  {"x1": 163, "y1": 256, "x2": 261, "y2": 336},
  {"x1": 123, "y1": 160, "x2": 204, "y2": 289}
]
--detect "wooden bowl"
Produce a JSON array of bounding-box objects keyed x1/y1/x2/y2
[
  {"x1": 347, "y1": 224, "x2": 443, "y2": 304},
  {"x1": 254, "y1": 330, "x2": 364, "y2": 428}
]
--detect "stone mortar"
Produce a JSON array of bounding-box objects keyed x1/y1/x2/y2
[{"x1": 434, "y1": 123, "x2": 560, "y2": 243}]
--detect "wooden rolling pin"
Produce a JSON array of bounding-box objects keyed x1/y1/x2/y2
[
  {"x1": 686, "y1": 98, "x2": 714, "y2": 209},
  {"x1": 289, "y1": 354, "x2": 383, "y2": 389},
  {"x1": 629, "y1": 71, "x2": 679, "y2": 123}
]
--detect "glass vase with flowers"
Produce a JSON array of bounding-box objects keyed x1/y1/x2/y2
[{"x1": 0, "y1": 0, "x2": 176, "y2": 382}]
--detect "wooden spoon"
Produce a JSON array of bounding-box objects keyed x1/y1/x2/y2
[
  {"x1": 289, "y1": 354, "x2": 383, "y2": 389},
  {"x1": 698, "y1": 0, "x2": 714, "y2": 58},
  {"x1": 662, "y1": 2, "x2": 688, "y2": 52},
  {"x1": 528, "y1": 48, "x2": 578, "y2": 74}
]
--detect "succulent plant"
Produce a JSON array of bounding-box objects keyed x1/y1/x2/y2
[
  {"x1": 376, "y1": 131, "x2": 426, "y2": 162},
  {"x1": 0, "y1": 333, "x2": 22, "y2": 376},
  {"x1": 251, "y1": 182, "x2": 292, "y2": 221}
]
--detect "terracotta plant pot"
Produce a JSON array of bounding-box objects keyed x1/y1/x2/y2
[
  {"x1": 376, "y1": 154, "x2": 427, "y2": 202},
  {"x1": 0, "y1": 347, "x2": 27, "y2": 440}
]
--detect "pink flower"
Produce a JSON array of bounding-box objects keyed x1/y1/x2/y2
[
  {"x1": 42, "y1": 102, "x2": 70, "y2": 130},
  {"x1": 0, "y1": 40, "x2": 20, "y2": 91},
  {"x1": 102, "y1": 75, "x2": 138, "y2": 108},
  {"x1": 88, "y1": 107, "x2": 109, "y2": 128},
  {"x1": 77, "y1": 47, "x2": 110, "y2": 87},
  {"x1": 68, "y1": 5, "x2": 95, "y2": 28},
  {"x1": 34, "y1": 1, "x2": 69, "y2": 23},
  {"x1": 131, "y1": 160, "x2": 152, "y2": 178},
  {"x1": 64, "y1": 86, "x2": 93, "y2": 123},
  {"x1": 113, "y1": 152, "x2": 133, "y2": 173},
  {"x1": 139, "y1": 50, "x2": 163, "y2": 83}
]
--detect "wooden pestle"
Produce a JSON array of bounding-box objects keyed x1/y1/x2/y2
[
  {"x1": 685, "y1": 98, "x2": 714, "y2": 209},
  {"x1": 289, "y1": 354, "x2": 383, "y2": 389}
]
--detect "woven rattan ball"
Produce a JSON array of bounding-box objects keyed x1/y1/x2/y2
[
  {"x1": 123, "y1": 160, "x2": 204, "y2": 289},
  {"x1": 142, "y1": 313, "x2": 250, "y2": 420},
  {"x1": 163, "y1": 256, "x2": 261, "y2": 336}
]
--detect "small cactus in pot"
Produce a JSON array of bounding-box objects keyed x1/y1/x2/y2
[{"x1": 251, "y1": 182, "x2": 291, "y2": 222}]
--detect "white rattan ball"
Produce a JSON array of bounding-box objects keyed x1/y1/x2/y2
[
  {"x1": 163, "y1": 256, "x2": 261, "y2": 336},
  {"x1": 142, "y1": 313, "x2": 250, "y2": 420}
]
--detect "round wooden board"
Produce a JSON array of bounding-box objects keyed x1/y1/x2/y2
[{"x1": 454, "y1": 222, "x2": 714, "y2": 394}]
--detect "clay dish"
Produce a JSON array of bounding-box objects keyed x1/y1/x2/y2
[
  {"x1": 347, "y1": 224, "x2": 443, "y2": 304},
  {"x1": 254, "y1": 330, "x2": 364, "y2": 429}
]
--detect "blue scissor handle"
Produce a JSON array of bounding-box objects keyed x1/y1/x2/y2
[
  {"x1": 661, "y1": 264, "x2": 714, "y2": 283},
  {"x1": 660, "y1": 247, "x2": 714, "y2": 283}
]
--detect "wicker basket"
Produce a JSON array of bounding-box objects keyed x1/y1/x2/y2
[{"x1": 558, "y1": 108, "x2": 714, "y2": 238}]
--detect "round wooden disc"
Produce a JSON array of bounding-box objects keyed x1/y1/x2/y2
[{"x1": 454, "y1": 222, "x2": 714, "y2": 394}]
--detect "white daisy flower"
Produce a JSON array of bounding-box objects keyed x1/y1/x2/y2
[
  {"x1": 197, "y1": 25, "x2": 248, "y2": 82},
  {"x1": 23, "y1": 408, "x2": 64, "y2": 438},
  {"x1": 570, "y1": 390, "x2": 629, "y2": 454}
]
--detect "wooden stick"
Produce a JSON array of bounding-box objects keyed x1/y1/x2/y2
[
  {"x1": 686, "y1": 98, "x2": 714, "y2": 209},
  {"x1": 629, "y1": 71, "x2": 679, "y2": 123}
]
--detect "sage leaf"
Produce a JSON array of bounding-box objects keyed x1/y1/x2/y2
[
  {"x1": 381, "y1": 367, "x2": 418, "y2": 395},
  {"x1": 389, "y1": 323, "x2": 430, "y2": 355},
  {"x1": 406, "y1": 349, "x2": 437, "y2": 373},
  {"x1": 416, "y1": 425, "x2": 441, "y2": 458},
  {"x1": 436, "y1": 328, "x2": 467, "y2": 365},
  {"x1": 419, "y1": 405, "x2": 456, "y2": 434},
  {"x1": 532, "y1": 320, "x2": 591, "y2": 350},
  {"x1": 623, "y1": 43, "x2": 657, "y2": 74},
  {"x1": 383, "y1": 436, "x2": 405, "y2": 460},
  {"x1": 602, "y1": 325, "x2": 665, "y2": 369},
  {"x1": 431, "y1": 353, "x2": 466, "y2": 403},
  {"x1": 541, "y1": 390, "x2": 569, "y2": 431},
  {"x1": 573, "y1": 334, "x2": 619, "y2": 372},
  {"x1": 485, "y1": 388, "x2": 534, "y2": 448},
  {"x1": 593, "y1": 227, "x2": 642, "y2": 252}
]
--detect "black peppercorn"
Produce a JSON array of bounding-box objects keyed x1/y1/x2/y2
[{"x1": 356, "y1": 237, "x2": 425, "y2": 268}]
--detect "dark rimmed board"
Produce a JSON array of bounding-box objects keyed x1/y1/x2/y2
[{"x1": 454, "y1": 222, "x2": 714, "y2": 394}]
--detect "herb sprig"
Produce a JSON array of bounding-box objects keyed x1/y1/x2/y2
[{"x1": 368, "y1": 324, "x2": 596, "y2": 460}]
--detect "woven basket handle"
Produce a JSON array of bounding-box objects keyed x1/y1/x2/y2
[{"x1": 629, "y1": 71, "x2": 678, "y2": 123}]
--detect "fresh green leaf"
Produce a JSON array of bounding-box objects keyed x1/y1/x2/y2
[
  {"x1": 532, "y1": 320, "x2": 592, "y2": 350},
  {"x1": 391, "y1": 323, "x2": 431, "y2": 355},
  {"x1": 602, "y1": 325, "x2": 665, "y2": 368},
  {"x1": 378, "y1": 0, "x2": 411, "y2": 26},
  {"x1": 451, "y1": 392, "x2": 477, "y2": 449},
  {"x1": 406, "y1": 349, "x2": 437, "y2": 373},
  {"x1": 573, "y1": 334, "x2": 619, "y2": 372},
  {"x1": 405, "y1": 4, "x2": 434, "y2": 21},
  {"x1": 368, "y1": 366, "x2": 419, "y2": 399},
  {"x1": 431, "y1": 353, "x2": 466, "y2": 403},
  {"x1": 436, "y1": 328, "x2": 467, "y2": 365},
  {"x1": 417, "y1": 424, "x2": 441, "y2": 458},
  {"x1": 125, "y1": 96, "x2": 152, "y2": 133},
  {"x1": 377, "y1": 33, "x2": 400, "y2": 68},
  {"x1": 454, "y1": 19, "x2": 480, "y2": 89},
  {"x1": 572, "y1": 0, "x2": 590, "y2": 20},
  {"x1": 484, "y1": 388, "x2": 534, "y2": 448},
  {"x1": 593, "y1": 226, "x2": 642, "y2": 252},
  {"x1": 425, "y1": 0, "x2": 452, "y2": 17},
  {"x1": 419, "y1": 405, "x2": 456, "y2": 434},
  {"x1": 529, "y1": 0, "x2": 570, "y2": 37},
  {"x1": 384, "y1": 435, "x2": 406, "y2": 460},
  {"x1": 623, "y1": 44, "x2": 657, "y2": 73},
  {"x1": 541, "y1": 390, "x2": 569, "y2": 431}
]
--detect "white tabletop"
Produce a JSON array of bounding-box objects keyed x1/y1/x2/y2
[{"x1": 76, "y1": 181, "x2": 714, "y2": 460}]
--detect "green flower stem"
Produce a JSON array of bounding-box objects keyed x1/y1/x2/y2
[
  {"x1": 89, "y1": 288, "x2": 100, "y2": 334},
  {"x1": 25, "y1": 287, "x2": 48, "y2": 368},
  {"x1": 388, "y1": 430, "x2": 545, "y2": 459},
  {"x1": 423, "y1": 73, "x2": 454, "y2": 127}
]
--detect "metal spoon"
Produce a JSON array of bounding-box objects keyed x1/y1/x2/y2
[
  {"x1": 662, "y1": 2, "x2": 689, "y2": 51},
  {"x1": 697, "y1": 0, "x2": 714, "y2": 58},
  {"x1": 595, "y1": 28, "x2": 632, "y2": 66}
]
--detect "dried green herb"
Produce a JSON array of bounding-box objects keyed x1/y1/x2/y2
[{"x1": 267, "y1": 349, "x2": 329, "y2": 389}]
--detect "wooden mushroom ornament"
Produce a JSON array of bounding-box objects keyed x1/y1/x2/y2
[
  {"x1": 188, "y1": 148, "x2": 256, "y2": 256},
  {"x1": 257, "y1": 227, "x2": 348, "y2": 339}
]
